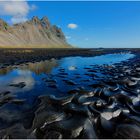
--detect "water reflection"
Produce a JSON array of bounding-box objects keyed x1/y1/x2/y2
[
  {"x1": 20, "y1": 58, "x2": 58, "y2": 75},
  {"x1": 0, "y1": 58, "x2": 58, "y2": 93},
  {"x1": 0, "y1": 70, "x2": 35, "y2": 93},
  {"x1": 58, "y1": 52, "x2": 135, "y2": 70},
  {"x1": 0, "y1": 52, "x2": 135, "y2": 96},
  {"x1": 0, "y1": 66, "x2": 13, "y2": 75},
  {"x1": 0, "y1": 58, "x2": 58, "y2": 76}
]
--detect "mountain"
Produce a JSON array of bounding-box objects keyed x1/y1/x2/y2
[{"x1": 0, "y1": 16, "x2": 71, "y2": 48}]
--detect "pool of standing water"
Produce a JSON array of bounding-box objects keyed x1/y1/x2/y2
[{"x1": 0, "y1": 52, "x2": 135, "y2": 105}]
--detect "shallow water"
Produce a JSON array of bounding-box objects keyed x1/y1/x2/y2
[
  {"x1": 0, "y1": 52, "x2": 134, "y2": 104},
  {"x1": 0, "y1": 52, "x2": 139, "y2": 138}
]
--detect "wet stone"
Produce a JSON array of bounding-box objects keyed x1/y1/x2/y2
[
  {"x1": 63, "y1": 80, "x2": 76, "y2": 85},
  {"x1": 0, "y1": 52, "x2": 140, "y2": 138},
  {"x1": 114, "y1": 124, "x2": 140, "y2": 139},
  {"x1": 44, "y1": 131, "x2": 63, "y2": 139},
  {"x1": 9, "y1": 82, "x2": 26, "y2": 88},
  {"x1": 48, "y1": 84, "x2": 58, "y2": 88}
]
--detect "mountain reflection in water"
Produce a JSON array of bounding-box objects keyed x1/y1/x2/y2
[
  {"x1": 0, "y1": 52, "x2": 135, "y2": 97},
  {"x1": 0, "y1": 58, "x2": 58, "y2": 75},
  {"x1": 0, "y1": 52, "x2": 139, "y2": 139},
  {"x1": 0, "y1": 58, "x2": 58, "y2": 94}
]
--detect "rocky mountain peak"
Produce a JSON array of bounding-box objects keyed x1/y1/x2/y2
[
  {"x1": 0, "y1": 16, "x2": 70, "y2": 48},
  {"x1": 31, "y1": 16, "x2": 51, "y2": 29},
  {"x1": 31, "y1": 16, "x2": 41, "y2": 25},
  {"x1": 51, "y1": 25, "x2": 66, "y2": 41},
  {"x1": 41, "y1": 16, "x2": 50, "y2": 29}
]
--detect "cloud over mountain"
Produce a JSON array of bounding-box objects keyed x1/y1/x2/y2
[{"x1": 0, "y1": 1, "x2": 37, "y2": 24}]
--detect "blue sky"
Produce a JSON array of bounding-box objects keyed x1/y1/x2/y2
[{"x1": 0, "y1": 1, "x2": 140, "y2": 48}]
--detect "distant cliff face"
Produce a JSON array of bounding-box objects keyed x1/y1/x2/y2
[{"x1": 0, "y1": 16, "x2": 70, "y2": 48}]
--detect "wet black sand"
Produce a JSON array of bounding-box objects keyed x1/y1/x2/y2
[
  {"x1": 0, "y1": 48, "x2": 140, "y2": 139},
  {"x1": 0, "y1": 48, "x2": 139, "y2": 68}
]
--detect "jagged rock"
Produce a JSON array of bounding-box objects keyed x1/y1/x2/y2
[
  {"x1": 0, "y1": 16, "x2": 70, "y2": 48},
  {"x1": 41, "y1": 16, "x2": 50, "y2": 29},
  {"x1": 0, "y1": 19, "x2": 9, "y2": 31},
  {"x1": 32, "y1": 16, "x2": 41, "y2": 25},
  {"x1": 50, "y1": 25, "x2": 66, "y2": 41}
]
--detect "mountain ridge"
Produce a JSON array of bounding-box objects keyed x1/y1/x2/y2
[{"x1": 0, "y1": 16, "x2": 71, "y2": 48}]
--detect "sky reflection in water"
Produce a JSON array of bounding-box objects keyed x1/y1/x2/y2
[{"x1": 0, "y1": 52, "x2": 135, "y2": 103}]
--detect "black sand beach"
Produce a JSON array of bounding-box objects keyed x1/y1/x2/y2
[
  {"x1": 0, "y1": 48, "x2": 138, "y2": 67},
  {"x1": 0, "y1": 48, "x2": 140, "y2": 139}
]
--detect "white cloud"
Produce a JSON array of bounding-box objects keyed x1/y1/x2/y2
[
  {"x1": 66, "y1": 36, "x2": 71, "y2": 39},
  {"x1": 0, "y1": 1, "x2": 37, "y2": 24},
  {"x1": 0, "y1": 70, "x2": 35, "y2": 93},
  {"x1": 67, "y1": 23, "x2": 78, "y2": 29},
  {"x1": 11, "y1": 16, "x2": 28, "y2": 24}
]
